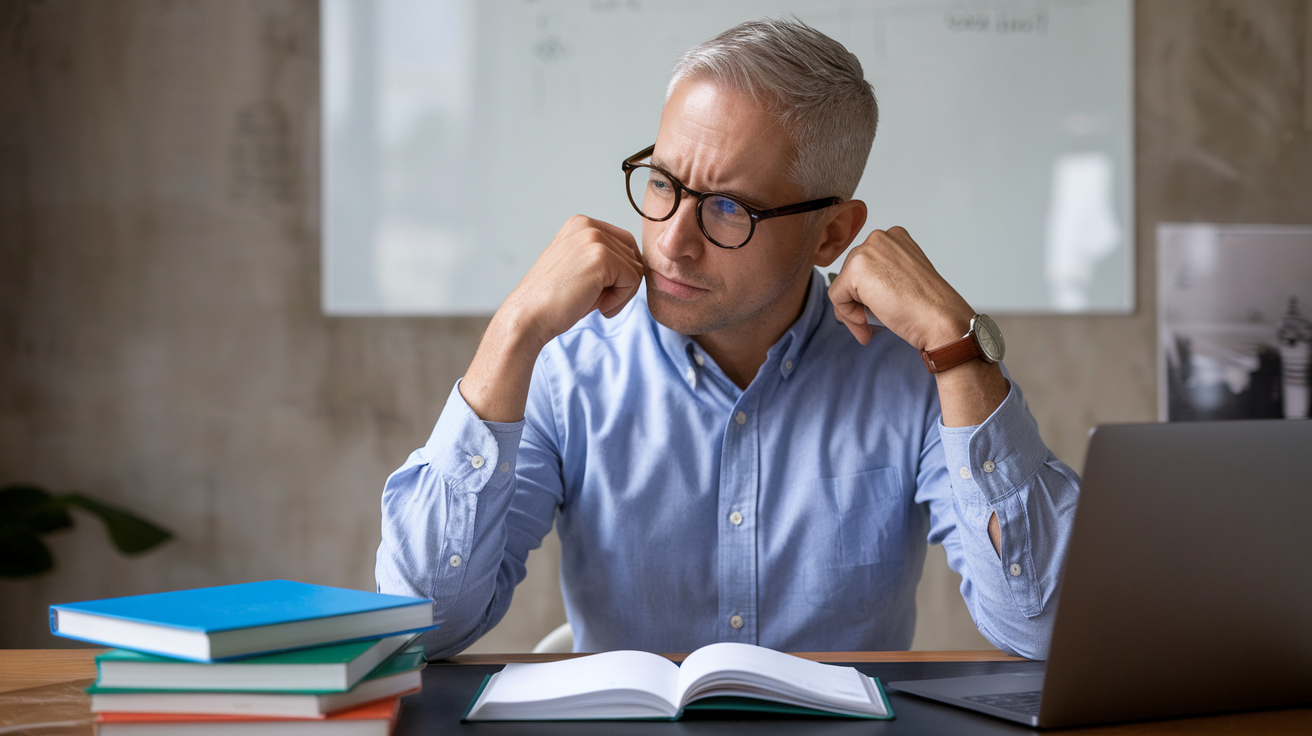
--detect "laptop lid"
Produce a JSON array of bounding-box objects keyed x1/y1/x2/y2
[
  {"x1": 891, "y1": 419, "x2": 1312, "y2": 728},
  {"x1": 1039, "y1": 419, "x2": 1312, "y2": 726}
]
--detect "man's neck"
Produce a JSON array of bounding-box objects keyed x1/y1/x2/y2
[{"x1": 692, "y1": 272, "x2": 813, "y2": 390}]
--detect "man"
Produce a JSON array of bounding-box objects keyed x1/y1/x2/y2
[{"x1": 376, "y1": 18, "x2": 1079, "y2": 660}]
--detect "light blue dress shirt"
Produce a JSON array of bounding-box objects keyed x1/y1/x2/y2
[{"x1": 376, "y1": 269, "x2": 1080, "y2": 660}]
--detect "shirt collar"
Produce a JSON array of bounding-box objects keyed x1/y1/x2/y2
[{"x1": 648, "y1": 268, "x2": 830, "y2": 387}]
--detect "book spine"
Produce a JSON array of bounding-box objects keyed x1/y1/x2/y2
[{"x1": 49, "y1": 607, "x2": 59, "y2": 633}]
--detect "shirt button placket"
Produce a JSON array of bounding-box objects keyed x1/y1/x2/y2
[{"x1": 720, "y1": 399, "x2": 758, "y2": 642}]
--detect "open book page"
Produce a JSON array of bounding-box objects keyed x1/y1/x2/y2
[
  {"x1": 465, "y1": 650, "x2": 681, "y2": 720},
  {"x1": 676, "y1": 643, "x2": 886, "y2": 717}
]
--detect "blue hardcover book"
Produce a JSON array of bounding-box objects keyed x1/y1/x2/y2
[{"x1": 50, "y1": 580, "x2": 435, "y2": 662}]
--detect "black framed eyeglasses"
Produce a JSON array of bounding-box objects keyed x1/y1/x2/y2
[{"x1": 621, "y1": 144, "x2": 842, "y2": 249}]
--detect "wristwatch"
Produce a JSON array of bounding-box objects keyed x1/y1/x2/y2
[{"x1": 920, "y1": 314, "x2": 1005, "y2": 374}]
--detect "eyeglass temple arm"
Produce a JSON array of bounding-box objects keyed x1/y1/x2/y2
[
  {"x1": 623, "y1": 144, "x2": 657, "y2": 167},
  {"x1": 755, "y1": 196, "x2": 844, "y2": 220}
]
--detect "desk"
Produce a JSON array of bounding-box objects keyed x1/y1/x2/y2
[{"x1": 3, "y1": 649, "x2": 1310, "y2": 735}]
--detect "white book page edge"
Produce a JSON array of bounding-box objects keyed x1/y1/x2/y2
[{"x1": 676, "y1": 643, "x2": 878, "y2": 713}]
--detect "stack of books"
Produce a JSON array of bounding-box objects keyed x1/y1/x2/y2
[{"x1": 50, "y1": 580, "x2": 436, "y2": 735}]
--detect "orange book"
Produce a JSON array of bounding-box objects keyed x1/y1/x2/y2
[{"x1": 95, "y1": 696, "x2": 400, "y2": 736}]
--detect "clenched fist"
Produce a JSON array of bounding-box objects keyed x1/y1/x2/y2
[
  {"x1": 460, "y1": 216, "x2": 644, "y2": 423},
  {"x1": 827, "y1": 226, "x2": 975, "y2": 352}
]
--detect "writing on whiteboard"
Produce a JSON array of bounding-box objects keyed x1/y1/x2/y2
[{"x1": 945, "y1": 9, "x2": 1048, "y2": 34}]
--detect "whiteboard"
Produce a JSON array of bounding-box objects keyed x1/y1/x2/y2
[{"x1": 323, "y1": 0, "x2": 1132, "y2": 315}]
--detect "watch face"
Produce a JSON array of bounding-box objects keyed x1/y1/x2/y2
[{"x1": 973, "y1": 314, "x2": 1005, "y2": 363}]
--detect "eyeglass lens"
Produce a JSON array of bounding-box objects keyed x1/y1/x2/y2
[{"x1": 628, "y1": 166, "x2": 753, "y2": 248}]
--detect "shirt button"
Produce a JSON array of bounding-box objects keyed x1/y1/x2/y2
[
  {"x1": 960, "y1": 466, "x2": 971, "y2": 479},
  {"x1": 735, "y1": 411, "x2": 747, "y2": 425},
  {"x1": 470, "y1": 455, "x2": 485, "y2": 469},
  {"x1": 694, "y1": 353, "x2": 705, "y2": 366},
  {"x1": 785, "y1": 360, "x2": 793, "y2": 371},
  {"x1": 499, "y1": 461, "x2": 510, "y2": 473},
  {"x1": 729, "y1": 511, "x2": 743, "y2": 526},
  {"x1": 685, "y1": 367, "x2": 696, "y2": 381},
  {"x1": 1009, "y1": 563, "x2": 1022, "y2": 577},
  {"x1": 983, "y1": 460, "x2": 996, "y2": 474},
  {"x1": 450, "y1": 555, "x2": 463, "y2": 568},
  {"x1": 729, "y1": 614, "x2": 744, "y2": 629}
]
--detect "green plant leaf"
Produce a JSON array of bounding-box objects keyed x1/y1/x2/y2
[
  {"x1": 61, "y1": 494, "x2": 173, "y2": 554},
  {"x1": 0, "y1": 527, "x2": 55, "y2": 577},
  {"x1": 0, "y1": 484, "x2": 73, "y2": 534}
]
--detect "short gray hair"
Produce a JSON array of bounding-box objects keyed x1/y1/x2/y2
[{"x1": 666, "y1": 16, "x2": 878, "y2": 200}]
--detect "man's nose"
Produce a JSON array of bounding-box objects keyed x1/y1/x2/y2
[{"x1": 655, "y1": 195, "x2": 706, "y2": 261}]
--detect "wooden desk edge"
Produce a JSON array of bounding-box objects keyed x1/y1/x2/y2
[
  {"x1": 442, "y1": 650, "x2": 1024, "y2": 665},
  {"x1": 0, "y1": 648, "x2": 1021, "y2": 681},
  {"x1": 0, "y1": 648, "x2": 1021, "y2": 690}
]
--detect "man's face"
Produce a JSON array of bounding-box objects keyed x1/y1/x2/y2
[{"x1": 642, "y1": 79, "x2": 819, "y2": 337}]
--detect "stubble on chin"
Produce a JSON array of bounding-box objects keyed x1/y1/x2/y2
[{"x1": 644, "y1": 279, "x2": 730, "y2": 336}]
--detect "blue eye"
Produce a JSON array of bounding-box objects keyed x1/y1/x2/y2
[{"x1": 711, "y1": 197, "x2": 741, "y2": 217}]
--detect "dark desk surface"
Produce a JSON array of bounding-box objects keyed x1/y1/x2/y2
[
  {"x1": 3, "y1": 650, "x2": 1310, "y2": 736},
  {"x1": 409, "y1": 652, "x2": 1312, "y2": 735}
]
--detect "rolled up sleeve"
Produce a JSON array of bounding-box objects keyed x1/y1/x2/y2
[
  {"x1": 375, "y1": 380, "x2": 528, "y2": 658},
  {"x1": 928, "y1": 379, "x2": 1081, "y2": 659}
]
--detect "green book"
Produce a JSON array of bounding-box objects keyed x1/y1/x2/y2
[
  {"x1": 462, "y1": 643, "x2": 894, "y2": 721},
  {"x1": 88, "y1": 646, "x2": 426, "y2": 718},
  {"x1": 94, "y1": 633, "x2": 419, "y2": 692}
]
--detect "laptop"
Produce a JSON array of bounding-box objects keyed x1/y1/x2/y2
[{"x1": 890, "y1": 419, "x2": 1312, "y2": 728}]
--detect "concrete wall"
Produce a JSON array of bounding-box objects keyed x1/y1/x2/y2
[{"x1": 2, "y1": 0, "x2": 1309, "y2": 653}]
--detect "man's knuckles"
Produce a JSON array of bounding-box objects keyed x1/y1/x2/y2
[{"x1": 564, "y1": 213, "x2": 599, "y2": 231}]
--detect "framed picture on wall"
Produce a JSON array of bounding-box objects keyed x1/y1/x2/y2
[{"x1": 1158, "y1": 224, "x2": 1312, "y2": 422}]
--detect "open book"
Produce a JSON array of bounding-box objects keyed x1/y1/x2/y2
[{"x1": 463, "y1": 642, "x2": 893, "y2": 721}]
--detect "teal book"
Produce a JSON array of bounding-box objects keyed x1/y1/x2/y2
[
  {"x1": 94, "y1": 633, "x2": 420, "y2": 692},
  {"x1": 88, "y1": 646, "x2": 427, "y2": 718},
  {"x1": 462, "y1": 643, "x2": 894, "y2": 721},
  {"x1": 50, "y1": 580, "x2": 435, "y2": 661}
]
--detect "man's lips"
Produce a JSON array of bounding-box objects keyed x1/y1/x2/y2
[{"x1": 650, "y1": 270, "x2": 710, "y2": 299}]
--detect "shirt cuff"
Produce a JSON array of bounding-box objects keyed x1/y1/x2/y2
[
  {"x1": 938, "y1": 378, "x2": 1049, "y2": 504},
  {"x1": 421, "y1": 380, "x2": 526, "y2": 494}
]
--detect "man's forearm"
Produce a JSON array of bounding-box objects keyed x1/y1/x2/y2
[
  {"x1": 461, "y1": 311, "x2": 547, "y2": 423},
  {"x1": 375, "y1": 382, "x2": 534, "y2": 658},
  {"x1": 935, "y1": 361, "x2": 1013, "y2": 555},
  {"x1": 934, "y1": 359, "x2": 1010, "y2": 428},
  {"x1": 932, "y1": 379, "x2": 1082, "y2": 659}
]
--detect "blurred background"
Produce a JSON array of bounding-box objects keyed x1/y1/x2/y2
[{"x1": 2, "y1": 0, "x2": 1310, "y2": 653}]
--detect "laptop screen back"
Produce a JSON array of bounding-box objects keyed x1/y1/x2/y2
[{"x1": 1039, "y1": 420, "x2": 1312, "y2": 726}]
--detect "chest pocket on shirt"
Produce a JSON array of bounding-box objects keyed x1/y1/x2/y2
[
  {"x1": 804, "y1": 467, "x2": 909, "y2": 610},
  {"x1": 827, "y1": 466, "x2": 907, "y2": 567}
]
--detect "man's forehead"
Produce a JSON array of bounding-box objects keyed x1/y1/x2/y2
[{"x1": 651, "y1": 79, "x2": 797, "y2": 197}]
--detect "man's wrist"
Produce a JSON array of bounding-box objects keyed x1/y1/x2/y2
[
  {"x1": 488, "y1": 303, "x2": 553, "y2": 356},
  {"x1": 921, "y1": 309, "x2": 973, "y2": 352},
  {"x1": 461, "y1": 307, "x2": 550, "y2": 424},
  {"x1": 935, "y1": 361, "x2": 1009, "y2": 427}
]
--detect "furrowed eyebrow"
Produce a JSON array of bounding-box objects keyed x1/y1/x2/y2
[{"x1": 647, "y1": 157, "x2": 771, "y2": 210}]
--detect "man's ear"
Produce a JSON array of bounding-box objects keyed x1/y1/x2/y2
[{"x1": 813, "y1": 200, "x2": 868, "y2": 268}]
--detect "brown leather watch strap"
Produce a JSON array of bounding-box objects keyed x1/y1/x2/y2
[{"x1": 921, "y1": 332, "x2": 983, "y2": 374}]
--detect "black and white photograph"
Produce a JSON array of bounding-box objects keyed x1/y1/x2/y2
[{"x1": 1159, "y1": 224, "x2": 1312, "y2": 422}]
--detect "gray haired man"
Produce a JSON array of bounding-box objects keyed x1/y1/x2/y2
[{"x1": 376, "y1": 18, "x2": 1080, "y2": 660}]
